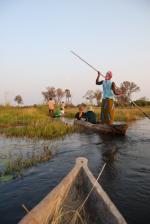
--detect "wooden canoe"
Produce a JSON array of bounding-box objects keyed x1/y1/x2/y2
[
  {"x1": 74, "y1": 120, "x2": 128, "y2": 135},
  {"x1": 19, "y1": 157, "x2": 127, "y2": 224}
]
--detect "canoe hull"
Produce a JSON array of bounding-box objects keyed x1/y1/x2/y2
[
  {"x1": 19, "y1": 158, "x2": 127, "y2": 224},
  {"x1": 74, "y1": 120, "x2": 128, "y2": 135}
]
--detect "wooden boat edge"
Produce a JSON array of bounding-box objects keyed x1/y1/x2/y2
[
  {"x1": 19, "y1": 157, "x2": 127, "y2": 224},
  {"x1": 74, "y1": 120, "x2": 128, "y2": 135}
]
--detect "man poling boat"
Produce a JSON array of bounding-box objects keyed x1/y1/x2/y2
[
  {"x1": 71, "y1": 51, "x2": 123, "y2": 125},
  {"x1": 71, "y1": 50, "x2": 150, "y2": 122},
  {"x1": 96, "y1": 70, "x2": 123, "y2": 125}
]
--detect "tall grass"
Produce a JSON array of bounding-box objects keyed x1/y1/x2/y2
[
  {"x1": 65, "y1": 106, "x2": 150, "y2": 121},
  {"x1": 0, "y1": 105, "x2": 150, "y2": 139},
  {"x1": 3, "y1": 146, "x2": 52, "y2": 176},
  {"x1": 0, "y1": 106, "x2": 77, "y2": 139}
]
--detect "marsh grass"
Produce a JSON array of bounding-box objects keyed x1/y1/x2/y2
[
  {"x1": 2, "y1": 146, "x2": 52, "y2": 176},
  {"x1": 0, "y1": 106, "x2": 77, "y2": 139},
  {"x1": 65, "y1": 106, "x2": 150, "y2": 121},
  {"x1": 0, "y1": 105, "x2": 150, "y2": 139}
]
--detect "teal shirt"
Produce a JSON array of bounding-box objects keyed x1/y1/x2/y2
[
  {"x1": 103, "y1": 80, "x2": 114, "y2": 99},
  {"x1": 85, "y1": 111, "x2": 97, "y2": 124}
]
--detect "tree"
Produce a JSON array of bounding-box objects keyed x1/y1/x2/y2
[
  {"x1": 93, "y1": 89, "x2": 102, "y2": 106},
  {"x1": 117, "y1": 81, "x2": 140, "y2": 105},
  {"x1": 83, "y1": 90, "x2": 95, "y2": 105},
  {"x1": 42, "y1": 87, "x2": 56, "y2": 102},
  {"x1": 14, "y1": 95, "x2": 23, "y2": 105},
  {"x1": 55, "y1": 88, "x2": 64, "y2": 104}
]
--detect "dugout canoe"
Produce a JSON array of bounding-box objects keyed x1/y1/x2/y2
[
  {"x1": 19, "y1": 157, "x2": 127, "y2": 224},
  {"x1": 74, "y1": 120, "x2": 128, "y2": 135}
]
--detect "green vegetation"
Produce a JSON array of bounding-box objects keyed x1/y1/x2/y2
[
  {"x1": 65, "y1": 105, "x2": 150, "y2": 121},
  {"x1": 0, "y1": 105, "x2": 77, "y2": 139},
  {"x1": 0, "y1": 104, "x2": 150, "y2": 179},
  {"x1": 4, "y1": 146, "x2": 52, "y2": 176},
  {"x1": 0, "y1": 105, "x2": 150, "y2": 139},
  {"x1": 0, "y1": 146, "x2": 52, "y2": 180}
]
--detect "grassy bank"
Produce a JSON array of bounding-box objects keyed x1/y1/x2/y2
[
  {"x1": 0, "y1": 106, "x2": 77, "y2": 139},
  {"x1": 0, "y1": 105, "x2": 149, "y2": 179},
  {"x1": 65, "y1": 106, "x2": 150, "y2": 121}
]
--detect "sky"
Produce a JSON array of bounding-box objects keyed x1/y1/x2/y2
[{"x1": 0, "y1": 0, "x2": 150, "y2": 105}]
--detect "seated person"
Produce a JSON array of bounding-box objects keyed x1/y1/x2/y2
[
  {"x1": 75, "y1": 105, "x2": 87, "y2": 121},
  {"x1": 85, "y1": 106, "x2": 97, "y2": 124}
]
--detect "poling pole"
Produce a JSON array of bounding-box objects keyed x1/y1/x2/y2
[
  {"x1": 70, "y1": 50, "x2": 105, "y2": 78},
  {"x1": 128, "y1": 98, "x2": 150, "y2": 119}
]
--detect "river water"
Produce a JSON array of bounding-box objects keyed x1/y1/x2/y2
[{"x1": 0, "y1": 119, "x2": 150, "y2": 224}]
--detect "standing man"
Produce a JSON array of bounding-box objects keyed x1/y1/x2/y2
[
  {"x1": 96, "y1": 71, "x2": 122, "y2": 125},
  {"x1": 48, "y1": 98, "x2": 55, "y2": 117}
]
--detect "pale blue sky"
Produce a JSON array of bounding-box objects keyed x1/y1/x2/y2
[{"x1": 0, "y1": 0, "x2": 150, "y2": 105}]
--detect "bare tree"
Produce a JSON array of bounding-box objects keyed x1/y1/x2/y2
[
  {"x1": 14, "y1": 95, "x2": 23, "y2": 106},
  {"x1": 83, "y1": 90, "x2": 95, "y2": 105},
  {"x1": 117, "y1": 81, "x2": 140, "y2": 105},
  {"x1": 42, "y1": 87, "x2": 56, "y2": 102},
  {"x1": 93, "y1": 89, "x2": 102, "y2": 106},
  {"x1": 55, "y1": 88, "x2": 64, "y2": 104}
]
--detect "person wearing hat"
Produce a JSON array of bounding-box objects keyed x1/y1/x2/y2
[
  {"x1": 85, "y1": 106, "x2": 97, "y2": 124},
  {"x1": 96, "y1": 71, "x2": 122, "y2": 125}
]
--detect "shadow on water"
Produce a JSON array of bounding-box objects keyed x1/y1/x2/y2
[{"x1": 0, "y1": 119, "x2": 150, "y2": 223}]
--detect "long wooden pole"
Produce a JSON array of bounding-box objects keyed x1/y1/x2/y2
[{"x1": 70, "y1": 50, "x2": 105, "y2": 78}]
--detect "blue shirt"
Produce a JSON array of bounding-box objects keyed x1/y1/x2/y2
[{"x1": 103, "y1": 80, "x2": 114, "y2": 99}]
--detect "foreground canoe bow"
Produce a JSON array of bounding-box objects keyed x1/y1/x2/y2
[
  {"x1": 74, "y1": 120, "x2": 128, "y2": 135},
  {"x1": 19, "y1": 157, "x2": 127, "y2": 224}
]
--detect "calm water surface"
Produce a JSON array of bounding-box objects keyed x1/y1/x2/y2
[{"x1": 0, "y1": 119, "x2": 150, "y2": 224}]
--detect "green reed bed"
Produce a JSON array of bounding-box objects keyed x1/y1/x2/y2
[
  {"x1": 0, "y1": 106, "x2": 77, "y2": 139},
  {"x1": 0, "y1": 146, "x2": 52, "y2": 181},
  {"x1": 114, "y1": 107, "x2": 150, "y2": 121},
  {"x1": 65, "y1": 106, "x2": 150, "y2": 122}
]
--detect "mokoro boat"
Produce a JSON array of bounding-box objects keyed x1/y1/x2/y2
[
  {"x1": 74, "y1": 120, "x2": 128, "y2": 135},
  {"x1": 19, "y1": 157, "x2": 127, "y2": 224}
]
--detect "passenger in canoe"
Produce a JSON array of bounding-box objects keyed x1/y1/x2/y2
[
  {"x1": 85, "y1": 106, "x2": 97, "y2": 124},
  {"x1": 96, "y1": 71, "x2": 123, "y2": 125},
  {"x1": 75, "y1": 105, "x2": 87, "y2": 121}
]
